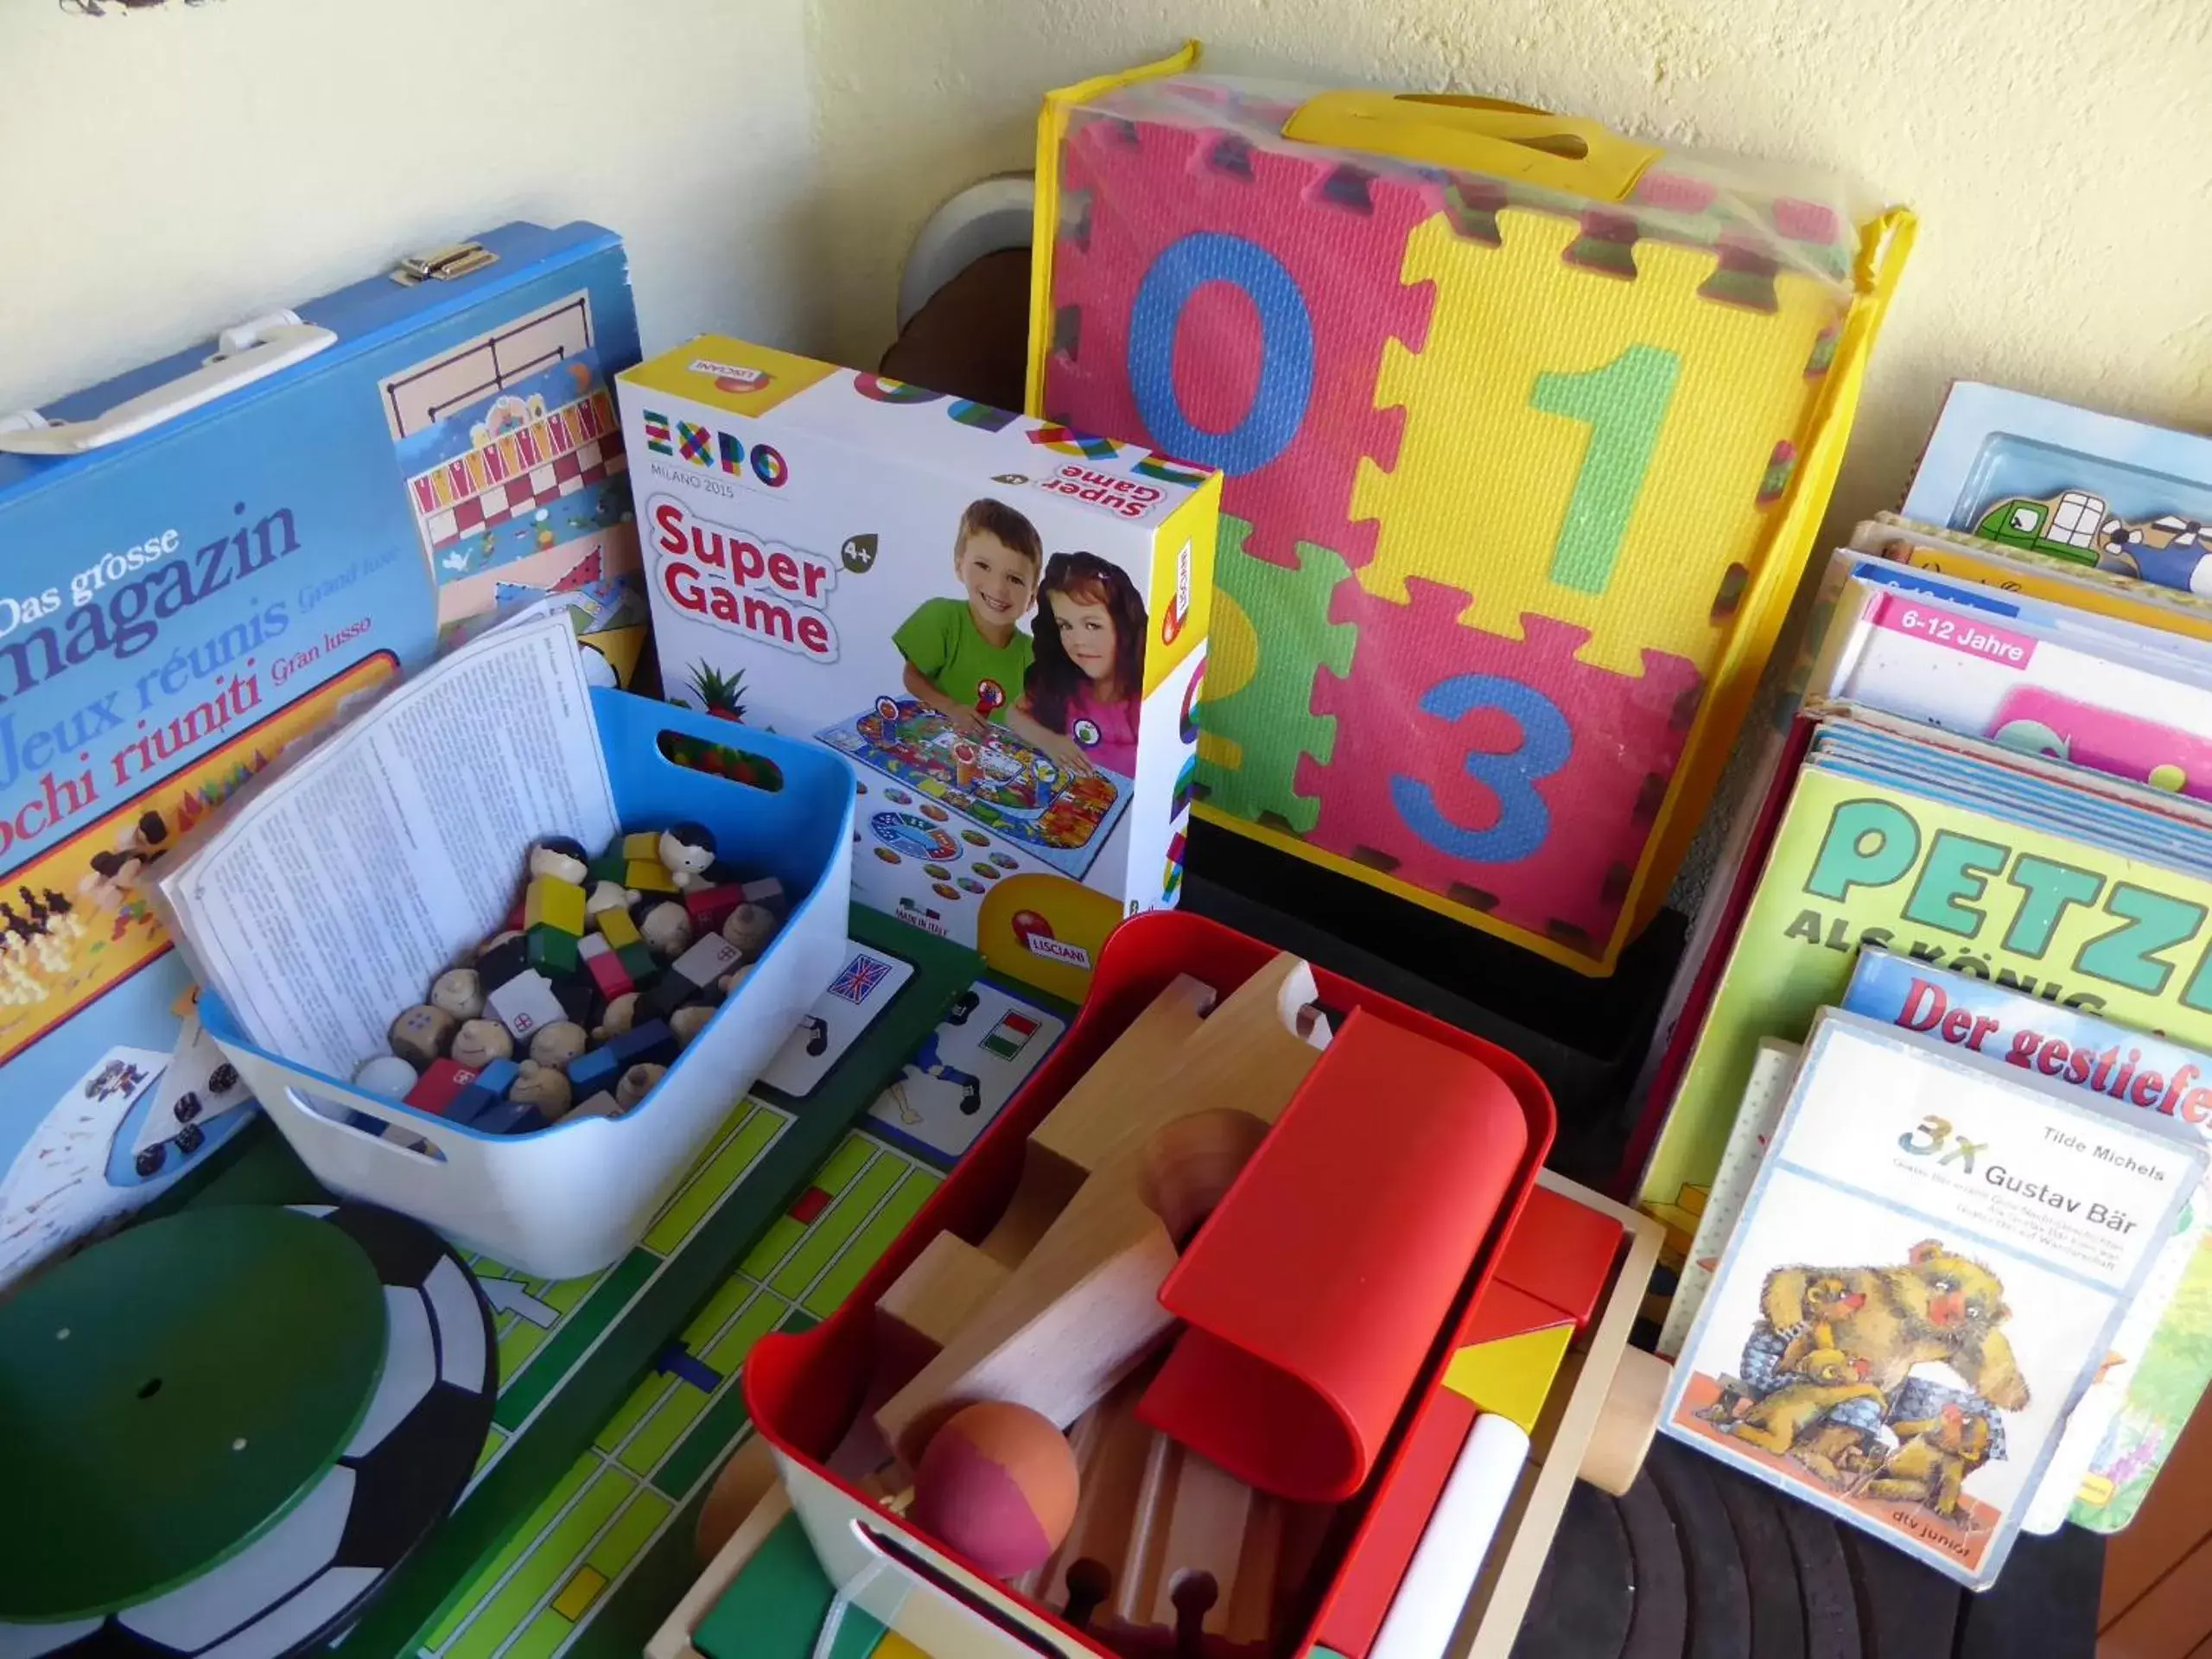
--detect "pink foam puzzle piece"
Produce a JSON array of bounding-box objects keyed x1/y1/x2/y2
[
  {"x1": 1297, "y1": 580, "x2": 1705, "y2": 957},
  {"x1": 1046, "y1": 111, "x2": 1435, "y2": 572}
]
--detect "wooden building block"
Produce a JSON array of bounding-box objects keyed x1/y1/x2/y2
[
  {"x1": 1016, "y1": 1370, "x2": 1159, "y2": 1611},
  {"x1": 579, "y1": 933, "x2": 633, "y2": 1001},
  {"x1": 628, "y1": 857, "x2": 677, "y2": 894},
  {"x1": 405, "y1": 1058, "x2": 480, "y2": 1116},
  {"x1": 1119, "y1": 1435, "x2": 1267, "y2": 1641},
  {"x1": 527, "y1": 923, "x2": 580, "y2": 976},
  {"x1": 1493, "y1": 1183, "x2": 1624, "y2": 1333},
  {"x1": 685, "y1": 883, "x2": 742, "y2": 931},
  {"x1": 1024, "y1": 973, "x2": 1218, "y2": 1183},
  {"x1": 874, "y1": 957, "x2": 1329, "y2": 1464},
  {"x1": 878, "y1": 1233, "x2": 1009, "y2": 1357},
  {"x1": 525, "y1": 875, "x2": 587, "y2": 936}
]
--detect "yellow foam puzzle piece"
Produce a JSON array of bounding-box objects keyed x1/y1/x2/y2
[
  {"x1": 1441, "y1": 1322, "x2": 1575, "y2": 1434},
  {"x1": 1352, "y1": 207, "x2": 1839, "y2": 677}
]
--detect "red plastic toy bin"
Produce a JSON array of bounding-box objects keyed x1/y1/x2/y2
[{"x1": 743, "y1": 911, "x2": 1555, "y2": 1659}]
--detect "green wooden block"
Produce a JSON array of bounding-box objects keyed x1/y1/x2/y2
[
  {"x1": 527, "y1": 924, "x2": 580, "y2": 976},
  {"x1": 693, "y1": 1513, "x2": 887, "y2": 1659},
  {"x1": 617, "y1": 941, "x2": 659, "y2": 984}
]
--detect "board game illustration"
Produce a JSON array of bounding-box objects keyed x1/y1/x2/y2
[
  {"x1": 865, "y1": 982, "x2": 1065, "y2": 1167},
  {"x1": 412, "y1": 975, "x2": 1064, "y2": 1659},
  {"x1": 385, "y1": 298, "x2": 632, "y2": 604},
  {"x1": 818, "y1": 697, "x2": 1129, "y2": 880}
]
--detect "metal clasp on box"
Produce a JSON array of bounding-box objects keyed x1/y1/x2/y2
[{"x1": 391, "y1": 242, "x2": 498, "y2": 286}]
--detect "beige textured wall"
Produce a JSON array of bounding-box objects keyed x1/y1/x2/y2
[
  {"x1": 5, "y1": 0, "x2": 2206, "y2": 525},
  {"x1": 804, "y1": 0, "x2": 2212, "y2": 524},
  {"x1": 0, "y1": 0, "x2": 822, "y2": 413}
]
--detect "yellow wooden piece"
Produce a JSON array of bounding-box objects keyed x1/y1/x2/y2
[
  {"x1": 597, "y1": 906, "x2": 643, "y2": 949},
  {"x1": 525, "y1": 876, "x2": 587, "y2": 936},
  {"x1": 623, "y1": 831, "x2": 663, "y2": 861},
  {"x1": 1351, "y1": 207, "x2": 1837, "y2": 677},
  {"x1": 627, "y1": 858, "x2": 677, "y2": 895},
  {"x1": 1441, "y1": 1324, "x2": 1573, "y2": 1434},
  {"x1": 871, "y1": 1636, "x2": 931, "y2": 1659},
  {"x1": 551, "y1": 1565, "x2": 608, "y2": 1621}
]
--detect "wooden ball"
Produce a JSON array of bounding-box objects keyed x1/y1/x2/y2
[{"x1": 911, "y1": 1402, "x2": 1077, "y2": 1579}]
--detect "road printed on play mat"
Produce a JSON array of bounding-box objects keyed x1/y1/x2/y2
[
  {"x1": 420, "y1": 1125, "x2": 943, "y2": 1659},
  {"x1": 458, "y1": 1096, "x2": 794, "y2": 1488}
]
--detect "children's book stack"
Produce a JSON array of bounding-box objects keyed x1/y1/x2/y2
[{"x1": 1636, "y1": 383, "x2": 2212, "y2": 1579}]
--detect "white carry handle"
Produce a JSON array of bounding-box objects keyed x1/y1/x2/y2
[{"x1": 0, "y1": 310, "x2": 336, "y2": 455}]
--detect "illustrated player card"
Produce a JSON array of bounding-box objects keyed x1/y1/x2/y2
[
  {"x1": 758, "y1": 941, "x2": 915, "y2": 1100},
  {"x1": 0, "y1": 1045, "x2": 169, "y2": 1285},
  {"x1": 865, "y1": 982, "x2": 1065, "y2": 1167}
]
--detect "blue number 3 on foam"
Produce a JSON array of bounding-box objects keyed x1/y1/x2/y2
[{"x1": 1389, "y1": 675, "x2": 1571, "y2": 865}]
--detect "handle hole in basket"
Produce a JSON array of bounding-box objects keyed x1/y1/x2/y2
[
  {"x1": 289, "y1": 1087, "x2": 448, "y2": 1162},
  {"x1": 850, "y1": 1519, "x2": 1074, "y2": 1656},
  {"x1": 658, "y1": 728, "x2": 785, "y2": 792}
]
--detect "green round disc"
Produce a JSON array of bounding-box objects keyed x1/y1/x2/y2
[{"x1": 0, "y1": 1206, "x2": 386, "y2": 1619}]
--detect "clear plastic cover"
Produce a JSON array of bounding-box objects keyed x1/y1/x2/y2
[{"x1": 1040, "y1": 69, "x2": 1900, "y2": 969}]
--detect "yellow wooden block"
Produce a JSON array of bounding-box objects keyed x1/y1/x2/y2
[
  {"x1": 596, "y1": 906, "x2": 642, "y2": 949},
  {"x1": 524, "y1": 876, "x2": 586, "y2": 936},
  {"x1": 1678, "y1": 1184, "x2": 1709, "y2": 1218},
  {"x1": 622, "y1": 830, "x2": 662, "y2": 861},
  {"x1": 1441, "y1": 1324, "x2": 1574, "y2": 1434},
  {"x1": 873, "y1": 1636, "x2": 931, "y2": 1659},
  {"x1": 1351, "y1": 207, "x2": 1837, "y2": 677},
  {"x1": 551, "y1": 1565, "x2": 607, "y2": 1621},
  {"x1": 626, "y1": 858, "x2": 676, "y2": 895}
]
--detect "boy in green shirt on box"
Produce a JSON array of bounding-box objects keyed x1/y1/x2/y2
[{"x1": 894, "y1": 499, "x2": 1043, "y2": 734}]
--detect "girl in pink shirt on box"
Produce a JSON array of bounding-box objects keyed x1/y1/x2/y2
[{"x1": 1008, "y1": 552, "x2": 1147, "y2": 779}]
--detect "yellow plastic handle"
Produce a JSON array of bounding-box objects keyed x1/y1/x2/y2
[{"x1": 1282, "y1": 91, "x2": 1661, "y2": 202}]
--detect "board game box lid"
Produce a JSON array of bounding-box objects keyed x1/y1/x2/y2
[
  {"x1": 0, "y1": 221, "x2": 625, "y2": 499},
  {"x1": 620, "y1": 334, "x2": 1217, "y2": 531}
]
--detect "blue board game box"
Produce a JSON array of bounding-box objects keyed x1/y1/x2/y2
[{"x1": 0, "y1": 221, "x2": 643, "y2": 1287}]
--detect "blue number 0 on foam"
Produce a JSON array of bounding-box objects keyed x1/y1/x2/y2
[
  {"x1": 1128, "y1": 232, "x2": 1315, "y2": 477},
  {"x1": 1390, "y1": 675, "x2": 1572, "y2": 865}
]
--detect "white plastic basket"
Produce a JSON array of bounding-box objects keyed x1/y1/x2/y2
[{"x1": 200, "y1": 690, "x2": 854, "y2": 1280}]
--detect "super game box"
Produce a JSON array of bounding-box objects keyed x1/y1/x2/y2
[
  {"x1": 617, "y1": 339, "x2": 1217, "y2": 996},
  {"x1": 0, "y1": 221, "x2": 645, "y2": 1287}
]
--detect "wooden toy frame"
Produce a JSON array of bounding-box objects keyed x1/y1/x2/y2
[{"x1": 647, "y1": 907, "x2": 1664, "y2": 1659}]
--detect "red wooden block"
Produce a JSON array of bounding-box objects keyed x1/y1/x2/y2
[
  {"x1": 1493, "y1": 1184, "x2": 1624, "y2": 1334},
  {"x1": 579, "y1": 933, "x2": 632, "y2": 1001},
  {"x1": 788, "y1": 1186, "x2": 830, "y2": 1225},
  {"x1": 1461, "y1": 1280, "x2": 1577, "y2": 1351},
  {"x1": 405, "y1": 1058, "x2": 480, "y2": 1117},
  {"x1": 684, "y1": 883, "x2": 741, "y2": 932}
]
